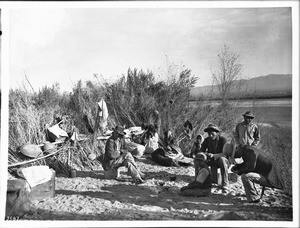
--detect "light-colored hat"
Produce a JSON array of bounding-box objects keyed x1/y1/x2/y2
[
  {"x1": 222, "y1": 138, "x2": 236, "y2": 163},
  {"x1": 243, "y1": 111, "x2": 254, "y2": 119},
  {"x1": 195, "y1": 152, "x2": 207, "y2": 161},
  {"x1": 204, "y1": 124, "x2": 220, "y2": 133}
]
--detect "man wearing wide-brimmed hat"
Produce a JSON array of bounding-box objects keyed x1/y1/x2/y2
[
  {"x1": 102, "y1": 126, "x2": 145, "y2": 184},
  {"x1": 199, "y1": 124, "x2": 229, "y2": 192},
  {"x1": 180, "y1": 152, "x2": 212, "y2": 197},
  {"x1": 234, "y1": 111, "x2": 260, "y2": 148},
  {"x1": 223, "y1": 141, "x2": 285, "y2": 203}
]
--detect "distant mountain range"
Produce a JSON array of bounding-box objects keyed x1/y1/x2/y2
[{"x1": 190, "y1": 74, "x2": 292, "y2": 100}]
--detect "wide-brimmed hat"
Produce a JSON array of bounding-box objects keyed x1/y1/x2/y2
[
  {"x1": 242, "y1": 111, "x2": 254, "y2": 119},
  {"x1": 222, "y1": 138, "x2": 236, "y2": 163},
  {"x1": 195, "y1": 152, "x2": 207, "y2": 161},
  {"x1": 204, "y1": 124, "x2": 220, "y2": 133},
  {"x1": 113, "y1": 126, "x2": 126, "y2": 136}
]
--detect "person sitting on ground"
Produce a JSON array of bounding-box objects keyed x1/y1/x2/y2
[
  {"x1": 102, "y1": 126, "x2": 145, "y2": 184},
  {"x1": 180, "y1": 152, "x2": 212, "y2": 197},
  {"x1": 190, "y1": 134, "x2": 204, "y2": 158},
  {"x1": 151, "y1": 130, "x2": 193, "y2": 167},
  {"x1": 223, "y1": 139, "x2": 285, "y2": 203},
  {"x1": 143, "y1": 124, "x2": 159, "y2": 155},
  {"x1": 149, "y1": 109, "x2": 161, "y2": 136},
  {"x1": 234, "y1": 111, "x2": 260, "y2": 149},
  {"x1": 199, "y1": 124, "x2": 229, "y2": 192}
]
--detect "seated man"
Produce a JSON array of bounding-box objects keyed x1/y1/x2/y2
[
  {"x1": 223, "y1": 140, "x2": 285, "y2": 203},
  {"x1": 180, "y1": 153, "x2": 212, "y2": 197},
  {"x1": 199, "y1": 124, "x2": 229, "y2": 192},
  {"x1": 102, "y1": 126, "x2": 145, "y2": 184}
]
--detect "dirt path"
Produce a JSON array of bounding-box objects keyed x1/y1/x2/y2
[{"x1": 22, "y1": 158, "x2": 292, "y2": 221}]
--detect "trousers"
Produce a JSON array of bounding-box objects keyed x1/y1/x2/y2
[
  {"x1": 105, "y1": 152, "x2": 143, "y2": 182},
  {"x1": 151, "y1": 148, "x2": 174, "y2": 166},
  {"x1": 207, "y1": 157, "x2": 229, "y2": 186},
  {"x1": 241, "y1": 172, "x2": 272, "y2": 202}
]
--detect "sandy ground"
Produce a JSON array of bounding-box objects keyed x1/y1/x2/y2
[{"x1": 22, "y1": 157, "x2": 292, "y2": 221}]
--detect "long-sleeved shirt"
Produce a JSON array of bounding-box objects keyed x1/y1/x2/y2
[
  {"x1": 200, "y1": 135, "x2": 227, "y2": 155},
  {"x1": 234, "y1": 122, "x2": 260, "y2": 146},
  {"x1": 102, "y1": 136, "x2": 124, "y2": 170}
]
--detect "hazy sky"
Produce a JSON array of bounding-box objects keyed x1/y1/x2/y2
[{"x1": 9, "y1": 6, "x2": 292, "y2": 92}]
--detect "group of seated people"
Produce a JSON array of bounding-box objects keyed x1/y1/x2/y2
[{"x1": 100, "y1": 111, "x2": 285, "y2": 203}]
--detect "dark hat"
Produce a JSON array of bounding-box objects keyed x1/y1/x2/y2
[
  {"x1": 195, "y1": 152, "x2": 207, "y2": 161},
  {"x1": 242, "y1": 111, "x2": 254, "y2": 119},
  {"x1": 204, "y1": 124, "x2": 220, "y2": 133},
  {"x1": 113, "y1": 126, "x2": 126, "y2": 136}
]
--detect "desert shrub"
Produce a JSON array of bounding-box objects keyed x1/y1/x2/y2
[
  {"x1": 104, "y1": 68, "x2": 157, "y2": 127},
  {"x1": 9, "y1": 89, "x2": 49, "y2": 149},
  {"x1": 103, "y1": 66, "x2": 242, "y2": 155},
  {"x1": 9, "y1": 84, "x2": 72, "y2": 150},
  {"x1": 67, "y1": 80, "x2": 107, "y2": 134},
  {"x1": 32, "y1": 83, "x2": 61, "y2": 109},
  {"x1": 260, "y1": 125, "x2": 292, "y2": 195},
  {"x1": 104, "y1": 67, "x2": 200, "y2": 137}
]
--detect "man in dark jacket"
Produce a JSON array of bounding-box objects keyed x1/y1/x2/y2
[
  {"x1": 223, "y1": 142, "x2": 285, "y2": 203},
  {"x1": 199, "y1": 124, "x2": 229, "y2": 191},
  {"x1": 102, "y1": 126, "x2": 145, "y2": 184}
]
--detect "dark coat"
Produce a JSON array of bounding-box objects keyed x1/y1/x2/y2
[
  {"x1": 200, "y1": 135, "x2": 227, "y2": 155},
  {"x1": 232, "y1": 146, "x2": 285, "y2": 190},
  {"x1": 102, "y1": 136, "x2": 125, "y2": 170}
]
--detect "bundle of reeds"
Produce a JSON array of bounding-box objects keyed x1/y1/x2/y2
[{"x1": 45, "y1": 137, "x2": 105, "y2": 175}]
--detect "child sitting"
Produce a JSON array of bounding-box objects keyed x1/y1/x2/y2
[
  {"x1": 190, "y1": 134, "x2": 204, "y2": 158},
  {"x1": 180, "y1": 152, "x2": 212, "y2": 197}
]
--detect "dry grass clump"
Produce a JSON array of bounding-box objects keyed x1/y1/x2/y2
[{"x1": 9, "y1": 89, "x2": 55, "y2": 149}]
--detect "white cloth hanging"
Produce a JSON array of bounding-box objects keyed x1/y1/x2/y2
[{"x1": 98, "y1": 99, "x2": 109, "y2": 130}]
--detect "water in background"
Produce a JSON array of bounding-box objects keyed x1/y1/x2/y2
[{"x1": 190, "y1": 98, "x2": 292, "y2": 127}]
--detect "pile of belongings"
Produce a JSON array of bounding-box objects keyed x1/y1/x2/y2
[
  {"x1": 6, "y1": 166, "x2": 55, "y2": 218},
  {"x1": 46, "y1": 123, "x2": 69, "y2": 142}
]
